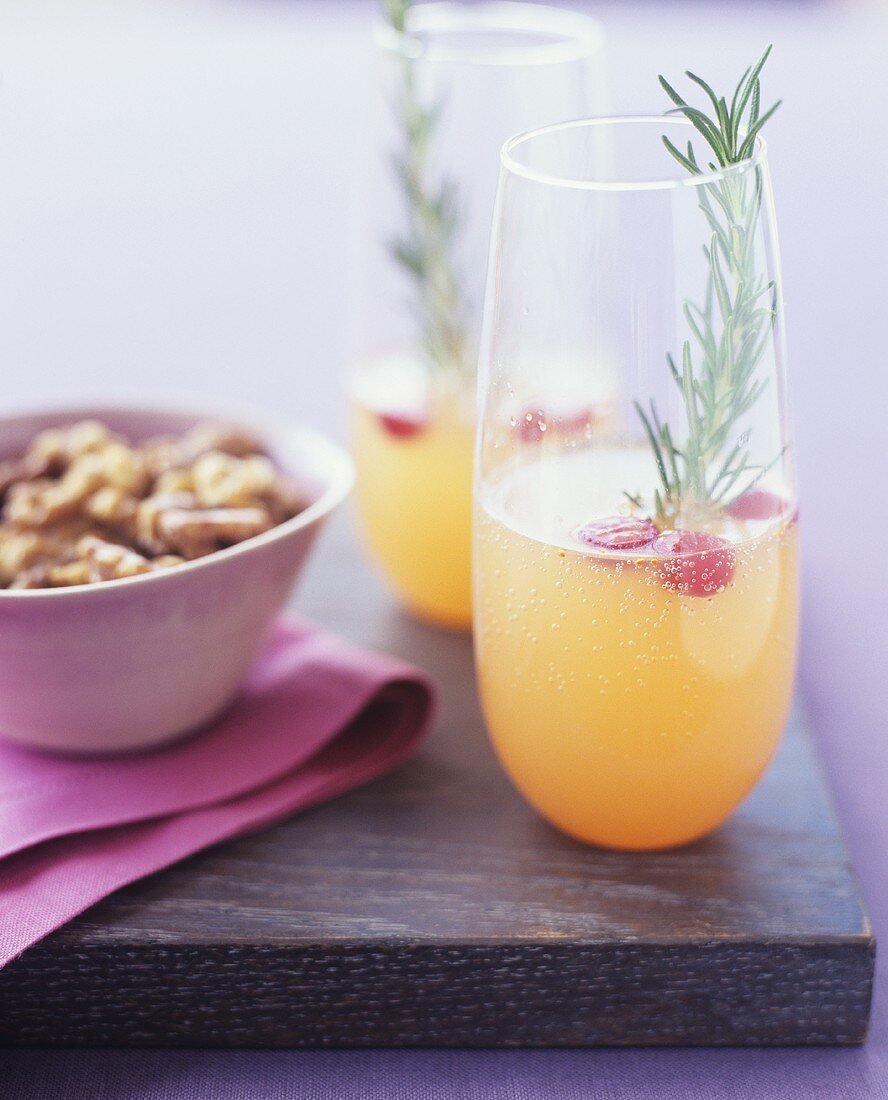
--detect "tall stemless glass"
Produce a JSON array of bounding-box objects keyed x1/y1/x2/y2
[
  {"x1": 349, "y1": 2, "x2": 604, "y2": 631},
  {"x1": 475, "y1": 117, "x2": 799, "y2": 850}
]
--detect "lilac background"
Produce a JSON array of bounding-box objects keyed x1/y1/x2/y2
[{"x1": 1, "y1": 0, "x2": 887, "y2": 1095}]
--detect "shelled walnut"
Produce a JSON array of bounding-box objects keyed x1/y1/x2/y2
[{"x1": 0, "y1": 420, "x2": 305, "y2": 589}]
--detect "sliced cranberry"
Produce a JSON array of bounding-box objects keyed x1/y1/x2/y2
[
  {"x1": 558, "y1": 408, "x2": 594, "y2": 433},
  {"x1": 653, "y1": 529, "x2": 735, "y2": 597},
  {"x1": 516, "y1": 405, "x2": 593, "y2": 443},
  {"x1": 725, "y1": 488, "x2": 786, "y2": 521},
  {"x1": 516, "y1": 407, "x2": 546, "y2": 443},
  {"x1": 377, "y1": 411, "x2": 426, "y2": 439},
  {"x1": 577, "y1": 516, "x2": 659, "y2": 552}
]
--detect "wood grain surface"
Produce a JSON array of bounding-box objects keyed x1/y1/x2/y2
[{"x1": 0, "y1": 512, "x2": 874, "y2": 1047}]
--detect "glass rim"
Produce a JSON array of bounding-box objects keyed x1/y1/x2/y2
[
  {"x1": 375, "y1": 1, "x2": 604, "y2": 68},
  {"x1": 501, "y1": 116, "x2": 768, "y2": 192}
]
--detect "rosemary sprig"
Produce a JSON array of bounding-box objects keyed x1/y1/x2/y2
[
  {"x1": 631, "y1": 47, "x2": 783, "y2": 526},
  {"x1": 384, "y1": 0, "x2": 470, "y2": 377}
]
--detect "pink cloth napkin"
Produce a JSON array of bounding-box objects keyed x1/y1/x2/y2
[{"x1": 0, "y1": 618, "x2": 436, "y2": 968}]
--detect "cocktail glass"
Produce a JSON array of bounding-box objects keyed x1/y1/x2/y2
[
  {"x1": 475, "y1": 117, "x2": 798, "y2": 848},
  {"x1": 350, "y1": 2, "x2": 604, "y2": 630}
]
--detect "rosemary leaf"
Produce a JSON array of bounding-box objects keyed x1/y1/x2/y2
[
  {"x1": 628, "y1": 49, "x2": 784, "y2": 526},
  {"x1": 384, "y1": 0, "x2": 470, "y2": 377}
]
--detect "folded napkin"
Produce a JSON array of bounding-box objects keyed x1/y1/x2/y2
[{"x1": 0, "y1": 618, "x2": 436, "y2": 968}]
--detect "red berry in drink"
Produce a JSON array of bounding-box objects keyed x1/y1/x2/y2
[
  {"x1": 653, "y1": 529, "x2": 735, "y2": 596},
  {"x1": 558, "y1": 407, "x2": 594, "y2": 434},
  {"x1": 516, "y1": 407, "x2": 546, "y2": 442},
  {"x1": 378, "y1": 411, "x2": 426, "y2": 439},
  {"x1": 516, "y1": 405, "x2": 592, "y2": 443},
  {"x1": 577, "y1": 516, "x2": 659, "y2": 552},
  {"x1": 725, "y1": 488, "x2": 785, "y2": 521}
]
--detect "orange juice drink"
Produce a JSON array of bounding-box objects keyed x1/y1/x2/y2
[
  {"x1": 475, "y1": 448, "x2": 798, "y2": 850},
  {"x1": 351, "y1": 360, "x2": 474, "y2": 630}
]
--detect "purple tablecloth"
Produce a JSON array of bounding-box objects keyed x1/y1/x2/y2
[{"x1": 1, "y1": 0, "x2": 886, "y2": 1095}]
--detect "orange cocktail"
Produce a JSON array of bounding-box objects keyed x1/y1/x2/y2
[
  {"x1": 351, "y1": 360, "x2": 474, "y2": 630},
  {"x1": 475, "y1": 448, "x2": 798, "y2": 850}
]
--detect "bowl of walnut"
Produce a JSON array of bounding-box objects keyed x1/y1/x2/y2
[{"x1": 0, "y1": 406, "x2": 353, "y2": 753}]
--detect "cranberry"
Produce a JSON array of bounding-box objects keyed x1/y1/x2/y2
[
  {"x1": 516, "y1": 405, "x2": 592, "y2": 443},
  {"x1": 377, "y1": 411, "x2": 426, "y2": 439},
  {"x1": 558, "y1": 408, "x2": 594, "y2": 432},
  {"x1": 516, "y1": 407, "x2": 547, "y2": 443},
  {"x1": 577, "y1": 516, "x2": 659, "y2": 552},
  {"x1": 725, "y1": 488, "x2": 786, "y2": 521},
  {"x1": 653, "y1": 529, "x2": 735, "y2": 597}
]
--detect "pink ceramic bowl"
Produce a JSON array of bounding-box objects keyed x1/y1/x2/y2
[{"x1": 0, "y1": 406, "x2": 353, "y2": 754}]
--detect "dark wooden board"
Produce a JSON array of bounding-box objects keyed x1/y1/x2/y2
[{"x1": 0, "y1": 512, "x2": 874, "y2": 1047}]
